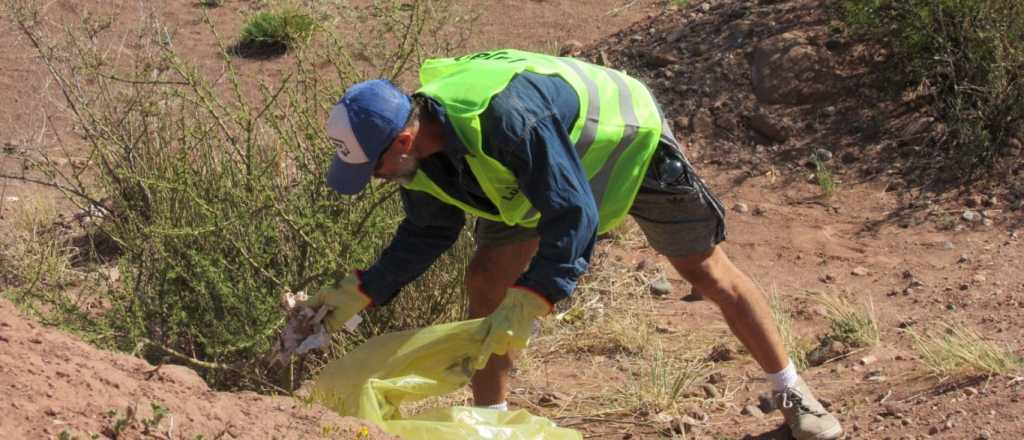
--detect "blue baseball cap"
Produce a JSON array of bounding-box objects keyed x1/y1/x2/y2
[{"x1": 325, "y1": 79, "x2": 412, "y2": 195}]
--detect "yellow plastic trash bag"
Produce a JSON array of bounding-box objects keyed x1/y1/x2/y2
[{"x1": 311, "y1": 318, "x2": 581, "y2": 440}]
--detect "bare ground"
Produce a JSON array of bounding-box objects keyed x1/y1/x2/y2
[{"x1": 3, "y1": 0, "x2": 1024, "y2": 439}]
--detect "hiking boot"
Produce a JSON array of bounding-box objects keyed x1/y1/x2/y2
[{"x1": 770, "y1": 378, "x2": 843, "y2": 440}]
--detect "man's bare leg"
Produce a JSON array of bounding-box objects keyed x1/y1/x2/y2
[
  {"x1": 464, "y1": 238, "x2": 539, "y2": 406},
  {"x1": 667, "y1": 245, "x2": 787, "y2": 372},
  {"x1": 668, "y1": 245, "x2": 842, "y2": 440}
]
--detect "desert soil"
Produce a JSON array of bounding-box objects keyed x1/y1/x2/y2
[{"x1": 2, "y1": 0, "x2": 1023, "y2": 439}]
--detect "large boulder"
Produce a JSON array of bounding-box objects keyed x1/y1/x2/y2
[{"x1": 751, "y1": 31, "x2": 837, "y2": 105}]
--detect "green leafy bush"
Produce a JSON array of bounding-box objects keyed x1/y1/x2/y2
[
  {"x1": 841, "y1": 0, "x2": 1024, "y2": 180},
  {"x1": 4, "y1": 0, "x2": 473, "y2": 390}
]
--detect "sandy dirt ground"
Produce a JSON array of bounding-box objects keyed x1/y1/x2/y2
[{"x1": 2, "y1": 0, "x2": 1023, "y2": 439}]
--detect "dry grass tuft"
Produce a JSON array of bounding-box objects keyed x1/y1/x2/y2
[
  {"x1": 616, "y1": 342, "x2": 715, "y2": 414},
  {"x1": 910, "y1": 324, "x2": 1024, "y2": 378},
  {"x1": 815, "y1": 291, "x2": 880, "y2": 349},
  {"x1": 0, "y1": 198, "x2": 76, "y2": 290}
]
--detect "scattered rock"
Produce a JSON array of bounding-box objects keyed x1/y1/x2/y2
[
  {"x1": 742, "y1": 404, "x2": 764, "y2": 417},
  {"x1": 965, "y1": 194, "x2": 985, "y2": 208},
  {"x1": 536, "y1": 391, "x2": 568, "y2": 408},
  {"x1": 864, "y1": 371, "x2": 886, "y2": 382},
  {"x1": 635, "y1": 258, "x2": 650, "y2": 271},
  {"x1": 645, "y1": 51, "x2": 680, "y2": 68},
  {"x1": 705, "y1": 343, "x2": 736, "y2": 363},
  {"x1": 962, "y1": 210, "x2": 981, "y2": 222},
  {"x1": 746, "y1": 111, "x2": 789, "y2": 143},
  {"x1": 753, "y1": 205, "x2": 768, "y2": 216},
  {"x1": 972, "y1": 274, "x2": 986, "y2": 283},
  {"x1": 673, "y1": 116, "x2": 690, "y2": 133},
  {"x1": 978, "y1": 430, "x2": 992, "y2": 439},
  {"x1": 681, "y1": 289, "x2": 705, "y2": 302},
  {"x1": 751, "y1": 31, "x2": 838, "y2": 105},
  {"x1": 859, "y1": 355, "x2": 878, "y2": 366},
  {"x1": 814, "y1": 148, "x2": 834, "y2": 163},
  {"x1": 942, "y1": 241, "x2": 956, "y2": 250},
  {"x1": 558, "y1": 40, "x2": 584, "y2": 57},
  {"x1": 701, "y1": 383, "x2": 721, "y2": 399},
  {"x1": 963, "y1": 387, "x2": 979, "y2": 397},
  {"x1": 733, "y1": 202, "x2": 750, "y2": 214},
  {"x1": 851, "y1": 266, "x2": 870, "y2": 276},
  {"x1": 649, "y1": 276, "x2": 673, "y2": 297},
  {"x1": 692, "y1": 110, "x2": 715, "y2": 137}
]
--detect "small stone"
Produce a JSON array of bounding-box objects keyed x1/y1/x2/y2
[
  {"x1": 746, "y1": 111, "x2": 789, "y2": 143},
  {"x1": 742, "y1": 404, "x2": 764, "y2": 417},
  {"x1": 635, "y1": 259, "x2": 650, "y2": 271},
  {"x1": 692, "y1": 110, "x2": 715, "y2": 137},
  {"x1": 536, "y1": 391, "x2": 568, "y2": 408},
  {"x1": 649, "y1": 277, "x2": 673, "y2": 297},
  {"x1": 929, "y1": 426, "x2": 940, "y2": 435},
  {"x1": 972, "y1": 275, "x2": 986, "y2": 283},
  {"x1": 860, "y1": 355, "x2": 878, "y2": 366},
  {"x1": 702, "y1": 383, "x2": 721, "y2": 399},
  {"x1": 734, "y1": 202, "x2": 750, "y2": 213},
  {"x1": 962, "y1": 211, "x2": 981, "y2": 222},
  {"x1": 864, "y1": 371, "x2": 886, "y2": 382},
  {"x1": 963, "y1": 387, "x2": 979, "y2": 397},
  {"x1": 958, "y1": 254, "x2": 970, "y2": 263},
  {"x1": 965, "y1": 194, "x2": 984, "y2": 208},
  {"x1": 815, "y1": 148, "x2": 834, "y2": 162},
  {"x1": 706, "y1": 343, "x2": 736, "y2": 362},
  {"x1": 979, "y1": 430, "x2": 992, "y2": 439},
  {"x1": 901, "y1": 417, "x2": 912, "y2": 426},
  {"x1": 943, "y1": 241, "x2": 956, "y2": 250},
  {"x1": 558, "y1": 40, "x2": 584, "y2": 56},
  {"x1": 3, "y1": 196, "x2": 17, "y2": 203},
  {"x1": 982, "y1": 218, "x2": 994, "y2": 227},
  {"x1": 852, "y1": 266, "x2": 870, "y2": 276},
  {"x1": 645, "y1": 51, "x2": 680, "y2": 68},
  {"x1": 753, "y1": 205, "x2": 767, "y2": 216}
]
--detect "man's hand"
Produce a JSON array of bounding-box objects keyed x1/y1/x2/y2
[
  {"x1": 300, "y1": 273, "x2": 372, "y2": 332},
  {"x1": 475, "y1": 287, "x2": 552, "y2": 369}
]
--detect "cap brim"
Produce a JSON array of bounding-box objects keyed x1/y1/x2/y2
[{"x1": 326, "y1": 155, "x2": 374, "y2": 195}]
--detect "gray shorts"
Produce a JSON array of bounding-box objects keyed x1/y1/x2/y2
[{"x1": 474, "y1": 129, "x2": 726, "y2": 257}]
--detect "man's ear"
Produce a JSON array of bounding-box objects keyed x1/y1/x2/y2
[{"x1": 391, "y1": 129, "x2": 415, "y2": 156}]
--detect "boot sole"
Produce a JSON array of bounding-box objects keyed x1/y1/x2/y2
[{"x1": 805, "y1": 425, "x2": 843, "y2": 440}]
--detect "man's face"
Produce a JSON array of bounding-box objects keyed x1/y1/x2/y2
[{"x1": 373, "y1": 129, "x2": 418, "y2": 185}]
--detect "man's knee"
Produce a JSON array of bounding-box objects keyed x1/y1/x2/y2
[
  {"x1": 670, "y1": 247, "x2": 737, "y2": 303},
  {"x1": 465, "y1": 250, "x2": 521, "y2": 317}
]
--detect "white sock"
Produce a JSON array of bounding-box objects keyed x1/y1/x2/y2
[
  {"x1": 767, "y1": 360, "x2": 799, "y2": 392},
  {"x1": 478, "y1": 402, "x2": 508, "y2": 411}
]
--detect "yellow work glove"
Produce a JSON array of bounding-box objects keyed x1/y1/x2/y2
[
  {"x1": 301, "y1": 273, "x2": 372, "y2": 333},
  {"x1": 474, "y1": 287, "x2": 552, "y2": 369}
]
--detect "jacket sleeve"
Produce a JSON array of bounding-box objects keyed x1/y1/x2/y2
[
  {"x1": 359, "y1": 188, "x2": 465, "y2": 306},
  {"x1": 482, "y1": 97, "x2": 597, "y2": 305}
]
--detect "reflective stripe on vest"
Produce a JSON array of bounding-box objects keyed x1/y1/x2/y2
[{"x1": 404, "y1": 50, "x2": 662, "y2": 234}]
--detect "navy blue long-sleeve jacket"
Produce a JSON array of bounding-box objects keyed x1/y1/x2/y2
[{"x1": 359, "y1": 71, "x2": 598, "y2": 306}]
